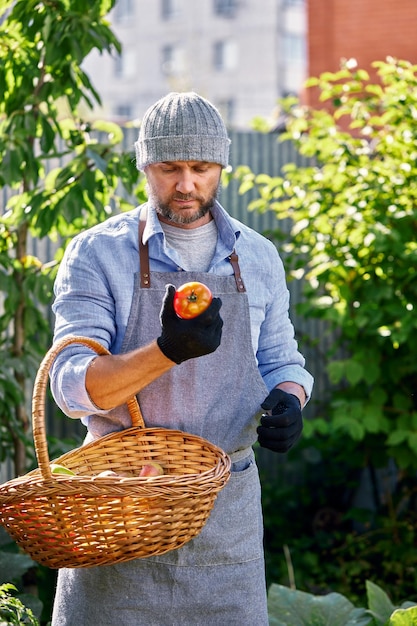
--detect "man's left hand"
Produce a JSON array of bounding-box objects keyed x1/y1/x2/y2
[{"x1": 257, "y1": 388, "x2": 303, "y2": 453}]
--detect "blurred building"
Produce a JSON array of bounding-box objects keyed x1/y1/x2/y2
[
  {"x1": 82, "y1": 0, "x2": 307, "y2": 129},
  {"x1": 307, "y1": 0, "x2": 417, "y2": 106}
]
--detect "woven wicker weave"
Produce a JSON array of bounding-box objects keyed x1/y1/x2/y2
[{"x1": 0, "y1": 336, "x2": 231, "y2": 569}]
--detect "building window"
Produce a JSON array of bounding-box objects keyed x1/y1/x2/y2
[
  {"x1": 213, "y1": 40, "x2": 238, "y2": 71},
  {"x1": 161, "y1": 44, "x2": 185, "y2": 75},
  {"x1": 283, "y1": 33, "x2": 306, "y2": 64},
  {"x1": 161, "y1": 0, "x2": 182, "y2": 20},
  {"x1": 213, "y1": 0, "x2": 239, "y2": 18},
  {"x1": 114, "y1": 50, "x2": 136, "y2": 79},
  {"x1": 114, "y1": 0, "x2": 135, "y2": 22},
  {"x1": 217, "y1": 99, "x2": 235, "y2": 125}
]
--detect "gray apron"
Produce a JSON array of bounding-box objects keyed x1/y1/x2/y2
[{"x1": 52, "y1": 214, "x2": 269, "y2": 626}]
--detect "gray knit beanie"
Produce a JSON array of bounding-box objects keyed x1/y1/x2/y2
[{"x1": 135, "y1": 92, "x2": 231, "y2": 170}]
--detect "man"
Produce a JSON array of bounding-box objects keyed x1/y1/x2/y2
[{"x1": 50, "y1": 92, "x2": 314, "y2": 626}]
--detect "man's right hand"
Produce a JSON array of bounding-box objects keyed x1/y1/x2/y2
[{"x1": 157, "y1": 284, "x2": 223, "y2": 364}]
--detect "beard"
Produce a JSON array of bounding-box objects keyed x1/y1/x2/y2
[{"x1": 146, "y1": 183, "x2": 221, "y2": 225}]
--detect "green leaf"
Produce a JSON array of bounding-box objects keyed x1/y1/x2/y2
[
  {"x1": 407, "y1": 432, "x2": 417, "y2": 455},
  {"x1": 86, "y1": 147, "x2": 108, "y2": 173},
  {"x1": 91, "y1": 120, "x2": 124, "y2": 144},
  {"x1": 345, "y1": 360, "x2": 364, "y2": 385},
  {"x1": 0, "y1": 148, "x2": 24, "y2": 187},
  {"x1": 333, "y1": 409, "x2": 366, "y2": 440},
  {"x1": 390, "y1": 606, "x2": 417, "y2": 625},
  {"x1": 267, "y1": 583, "x2": 369, "y2": 626},
  {"x1": 39, "y1": 116, "x2": 56, "y2": 153},
  {"x1": 327, "y1": 360, "x2": 345, "y2": 384},
  {"x1": 386, "y1": 430, "x2": 409, "y2": 446},
  {"x1": 238, "y1": 178, "x2": 255, "y2": 195},
  {"x1": 303, "y1": 417, "x2": 330, "y2": 438},
  {"x1": 363, "y1": 404, "x2": 383, "y2": 433},
  {"x1": 366, "y1": 580, "x2": 395, "y2": 623}
]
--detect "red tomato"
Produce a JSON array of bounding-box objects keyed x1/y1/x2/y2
[{"x1": 173, "y1": 282, "x2": 213, "y2": 319}]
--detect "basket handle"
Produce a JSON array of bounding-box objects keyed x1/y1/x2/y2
[{"x1": 32, "y1": 335, "x2": 145, "y2": 480}]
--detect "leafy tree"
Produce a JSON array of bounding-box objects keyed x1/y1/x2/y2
[
  {"x1": 0, "y1": 0, "x2": 143, "y2": 476},
  {"x1": 230, "y1": 57, "x2": 417, "y2": 601}
]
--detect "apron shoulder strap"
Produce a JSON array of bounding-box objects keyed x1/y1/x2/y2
[
  {"x1": 138, "y1": 210, "x2": 246, "y2": 293},
  {"x1": 228, "y1": 252, "x2": 246, "y2": 293},
  {"x1": 139, "y1": 211, "x2": 150, "y2": 288}
]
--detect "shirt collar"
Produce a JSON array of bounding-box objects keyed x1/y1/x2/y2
[{"x1": 141, "y1": 200, "x2": 240, "y2": 251}]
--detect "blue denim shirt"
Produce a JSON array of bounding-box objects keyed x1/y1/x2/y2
[{"x1": 51, "y1": 201, "x2": 314, "y2": 420}]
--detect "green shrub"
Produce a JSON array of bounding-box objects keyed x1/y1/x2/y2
[{"x1": 240, "y1": 58, "x2": 417, "y2": 606}]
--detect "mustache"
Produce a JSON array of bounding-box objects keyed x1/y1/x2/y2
[{"x1": 172, "y1": 193, "x2": 199, "y2": 201}]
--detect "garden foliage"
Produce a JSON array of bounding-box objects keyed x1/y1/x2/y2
[
  {"x1": 232, "y1": 58, "x2": 417, "y2": 604},
  {"x1": 0, "y1": 0, "x2": 143, "y2": 477}
]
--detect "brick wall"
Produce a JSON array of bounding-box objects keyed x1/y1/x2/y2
[{"x1": 306, "y1": 0, "x2": 417, "y2": 104}]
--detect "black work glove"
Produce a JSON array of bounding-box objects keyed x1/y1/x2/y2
[
  {"x1": 157, "y1": 284, "x2": 223, "y2": 364},
  {"x1": 257, "y1": 388, "x2": 303, "y2": 453}
]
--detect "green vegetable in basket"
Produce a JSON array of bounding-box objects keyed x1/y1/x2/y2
[{"x1": 50, "y1": 464, "x2": 75, "y2": 476}]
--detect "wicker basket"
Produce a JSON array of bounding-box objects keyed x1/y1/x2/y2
[{"x1": 0, "y1": 336, "x2": 231, "y2": 569}]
